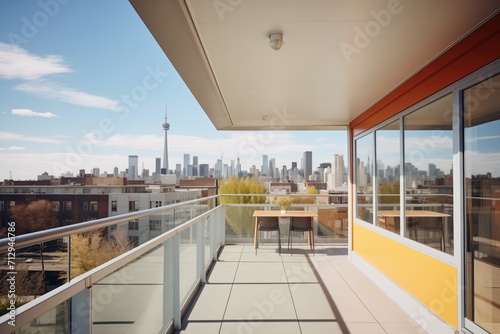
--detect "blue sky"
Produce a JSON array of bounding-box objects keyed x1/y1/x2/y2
[{"x1": 0, "y1": 0, "x2": 347, "y2": 180}]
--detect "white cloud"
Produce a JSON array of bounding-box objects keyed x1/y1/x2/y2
[
  {"x1": 0, "y1": 131, "x2": 60, "y2": 144},
  {"x1": 15, "y1": 81, "x2": 121, "y2": 111},
  {"x1": 12, "y1": 108, "x2": 58, "y2": 118},
  {"x1": 0, "y1": 146, "x2": 25, "y2": 151},
  {"x1": 0, "y1": 42, "x2": 71, "y2": 80}
]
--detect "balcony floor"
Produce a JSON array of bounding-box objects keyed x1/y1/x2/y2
[{"x1": 176, "y1": 243, "x2": 428, "y2": 334}]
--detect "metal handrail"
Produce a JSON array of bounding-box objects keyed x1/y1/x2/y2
[
  {"x1": 0, "y1": 204, "x2": 223, "y2": 332},
  {"x1": 0, "y1": 195, "x2": 218, "y2": 251}
]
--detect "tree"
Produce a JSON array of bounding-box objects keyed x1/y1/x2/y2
[
  {"x1": 378, "y1": 180, "x2": 400, "y2": 204},
  {"x1": 68, "y1": 228, "x2": 132, "y2": 279},
  {"x1": 10, "y1": 200, "x2": 58, "y2": 287},
  {"x1": 293, "y1": 186, "x2": 319, "y2": 205},
  {"x1": 219, "y1": 177, "x2": 267, "y2": 237},
  {"x1": 0, "y1": 265, "x2": 44, "y2": 316}
]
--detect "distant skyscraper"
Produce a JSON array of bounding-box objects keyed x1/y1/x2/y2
[
  {"x1": 199, "y1": 164, "x2": 209, "y2": 177},
  {"x1": 128, "y1": 155, "x2": 138, "y2": 180},
  {"x1": 269, "y1": 158, "x2": 276, "y2": 178},
  {"x1": 92, "y1": 167, "x2": 100, "y2": 177},
  {"x1": 332, "y1": 154, "x2": 345, "y2": 188},
  {"x1": 236, "y1": 156, "x2": 241, "y2": 177},
  {"x1": 162, "y1": 105, "x2": 170, "y2": 173},
  {"x1": 155, "y1": 158, "x2": 161, "y2": 176},
  {"x1": 262, "y1": 155, "x2": 269, "y2": 175},
  {"x1": 193, "y1": 156, "x2": 198, "y2": 176},
  {"x1": 183, "y1": 154, "x2": 190, "y2": 176},
  {"x1": 303, "y1": 151, "x2": 312, "y2": 181},
  {"x1": 113, "y1": 166, "x2": 118, "y2": 177}
]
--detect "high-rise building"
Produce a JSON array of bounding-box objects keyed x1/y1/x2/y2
[
  {"x1": 175, "y1": 164, "x2": 181, "y2": 178},
  {"x1": 269, "y1": 158, "x2": 276, "y2": 179},
  {"x1": 303, "y1": 151, "x2": 312, "y2": 181},
  {"x1": 262, "y1": 155, "x2": 269, "y2": 175},
  {"x1": 128, "y1": 155, "x2": 138, "y2": 180},
  {"x1": 155, "y1": 158, "x2": 161, "y2": 176},
  {"x1": 183, "y1": 154, "x2": 190, "y2": 176},
  {"x1": 92, "y1": 167, "x2": 100, "y2": 177},
  {"x1": 192, "y1": 156, "x2": 198, "y2": 176},
  {"x1": 332, "y1": 154, "x2": 345, "y2": 188},
  {"x1": 113, "y1": 166, "x2": 119, "y2": 177},
  {"x1": 236, "y1": 157, "x2": 241, "y2": 178},
  {"x1": 199, "y1": 164, "x2": 209, "y2": 177},
  {"x1": 162, "y1": 105, "x2": 170, "y2": 173}
]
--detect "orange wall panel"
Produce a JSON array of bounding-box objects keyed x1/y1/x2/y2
[{"x1": 350, "y1": 13, "x2": 500, "y2": 137}]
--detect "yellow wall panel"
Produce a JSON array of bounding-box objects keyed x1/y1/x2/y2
[{"x1": 353, "y1": 223, "x2": 457, "y2": 329}]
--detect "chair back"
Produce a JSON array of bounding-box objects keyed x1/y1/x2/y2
[
  {"x1": 416, "y1": 217, "x2": 441, "y2": 231},
  {"x1": 258, "y1": 216, "x2": 279, "y2": 230},
  {"x1": 290, "y1": 216, "x2": 313, "y2": 230}
]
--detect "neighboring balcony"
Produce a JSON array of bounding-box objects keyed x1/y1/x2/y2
[{"x1": 0, "y1": 195, "x2": 427, "y2": 334}]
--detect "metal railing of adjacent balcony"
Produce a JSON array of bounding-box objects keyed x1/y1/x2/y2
[{"x1": 0, "y1": 194, "x2": 347, "y2": 333}]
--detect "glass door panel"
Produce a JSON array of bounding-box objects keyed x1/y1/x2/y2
[{"x1": 464, "y1": 73, "x2": 500, "y2": 333}]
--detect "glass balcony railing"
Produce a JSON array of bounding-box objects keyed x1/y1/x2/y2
[{"x1": 0, "y1": 194, "x2": 344, "y2": 333}]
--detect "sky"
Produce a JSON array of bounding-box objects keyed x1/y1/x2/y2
[{"x1": 0, "y1": 0, "x2": 347, "y2": 181}]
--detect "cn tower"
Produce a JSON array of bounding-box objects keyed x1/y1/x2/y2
[{"x1": 162, "y1": 105, "x2": 170, "y2": 174}]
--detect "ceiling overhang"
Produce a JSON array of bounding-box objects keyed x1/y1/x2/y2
[{"x1": 130, "y1": 0, "x2": 499, "y2": 131}]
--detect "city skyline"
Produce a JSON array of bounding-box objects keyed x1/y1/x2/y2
[{"x1": 0, "y1": 2, "x2": 347, "y2": 181}]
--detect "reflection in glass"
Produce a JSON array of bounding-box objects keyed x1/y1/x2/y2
[
  {"x1": 464, "y1": 73, "x2": 500, "y2": 333},
  {"x1": 356, "y1": 133, "x2": 374, "y2": 223},
  {"x1": 376, "y1": 121, "x2": 400, "y2": 233},
  {"x1": 404, "y1": 94, "x2": 453, "y2": 253}
]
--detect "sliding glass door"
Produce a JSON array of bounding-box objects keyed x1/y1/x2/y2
[{"x1": 464, "y1": 73, "x2": 500, "y2": 333}]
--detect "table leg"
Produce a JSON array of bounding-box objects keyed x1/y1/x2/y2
[{"x1": 254, "y1": 217, "x2": 259, "y2": 251}]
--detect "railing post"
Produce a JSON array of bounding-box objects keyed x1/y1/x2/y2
[
  {"x1": 163, "y1": 238, "x2": 173, "y2": 331},
  {"x1": 71, "y1": 288, "x2": 91, "y2": 334},
  {"x1": 197, "y1": 218, "x2": 206, "y2": 283},
  {"x1": 172, "y1": 234, "x2": 181, "y2": 329}
]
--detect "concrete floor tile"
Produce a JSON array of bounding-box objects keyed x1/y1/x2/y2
[
  {"x1": 220, "y1": 320, "x2": 301, "y2": 334},
  {"x1": 224, "y1": 284, "x2": 296, "y2": 321},
  {"x1": 234, "y1": 262, "x2": 287, "y2": 283}
]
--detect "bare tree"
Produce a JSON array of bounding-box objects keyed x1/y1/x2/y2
[
  {"x1": 10, "y1": 200, "x2": 58, "y2": 287},
  {"x1": 0, "y1": 265, "x2": 43, "y2": 316},
  {"x1": 68, "y1": 228, "x2": 132, "y2": 279}
]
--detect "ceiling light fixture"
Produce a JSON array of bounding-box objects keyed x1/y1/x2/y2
[{"x1": 268, "y1": 31, "x2": 283, "y2": 51}]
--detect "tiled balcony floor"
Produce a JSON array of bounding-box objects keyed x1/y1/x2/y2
[{"x1": 176, "y1": 243, "x2": 428, "y2": 334}]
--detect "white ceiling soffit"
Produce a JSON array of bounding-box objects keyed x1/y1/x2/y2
[{"x1": 130, "y1": 0, "x2": 499, "y2": 131}]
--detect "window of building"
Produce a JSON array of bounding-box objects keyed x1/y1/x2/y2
[
  {"x1": 82, "y1": 201, "x2": 89, "y2": 211},
  {"x1": 129, "y1": 201, "x2": 139, "y2": 212},
  {"x1": 52, "y1": 201, "x2": 60, "y2": 212},
  {"x1": 0, "y1": 201, "x2": 5, "y2": 211},
  {"x1": 354, "y1": 93, "x2": 454, "y2": 253},
  {"x1": 375, "y1": 120, "x2": 400, "y2": 234},
  {"x1": 403, "y1": 94, "x2": 453, "y2": 252},
  {"x1": 8, "y1": 201, "x2": 15, "y2": 209},
  {"x1": 150, "y1": 201, "x2": 162, "y2": 208},
  {"x1": 149, "y1": 219, "x2": 161, "y2": 231},
  {"x1": 128, "y1": 220, "x2": 139, "y2": 230},
  {"x1": 90, "y1": 201, "x2": 98, "y2": 212},
  {"x1": 464, "y1": 73, "x2": 500, "y2": 332},
  {"x1": 111, "y1": 201, "x2": 117, "y2": 212},
  {"x1": 355, "y1": 133, "x2": 374, "y2": 224},
  {"x1": 63, "y1": 201, "x2": 72, "y2": 211}
]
